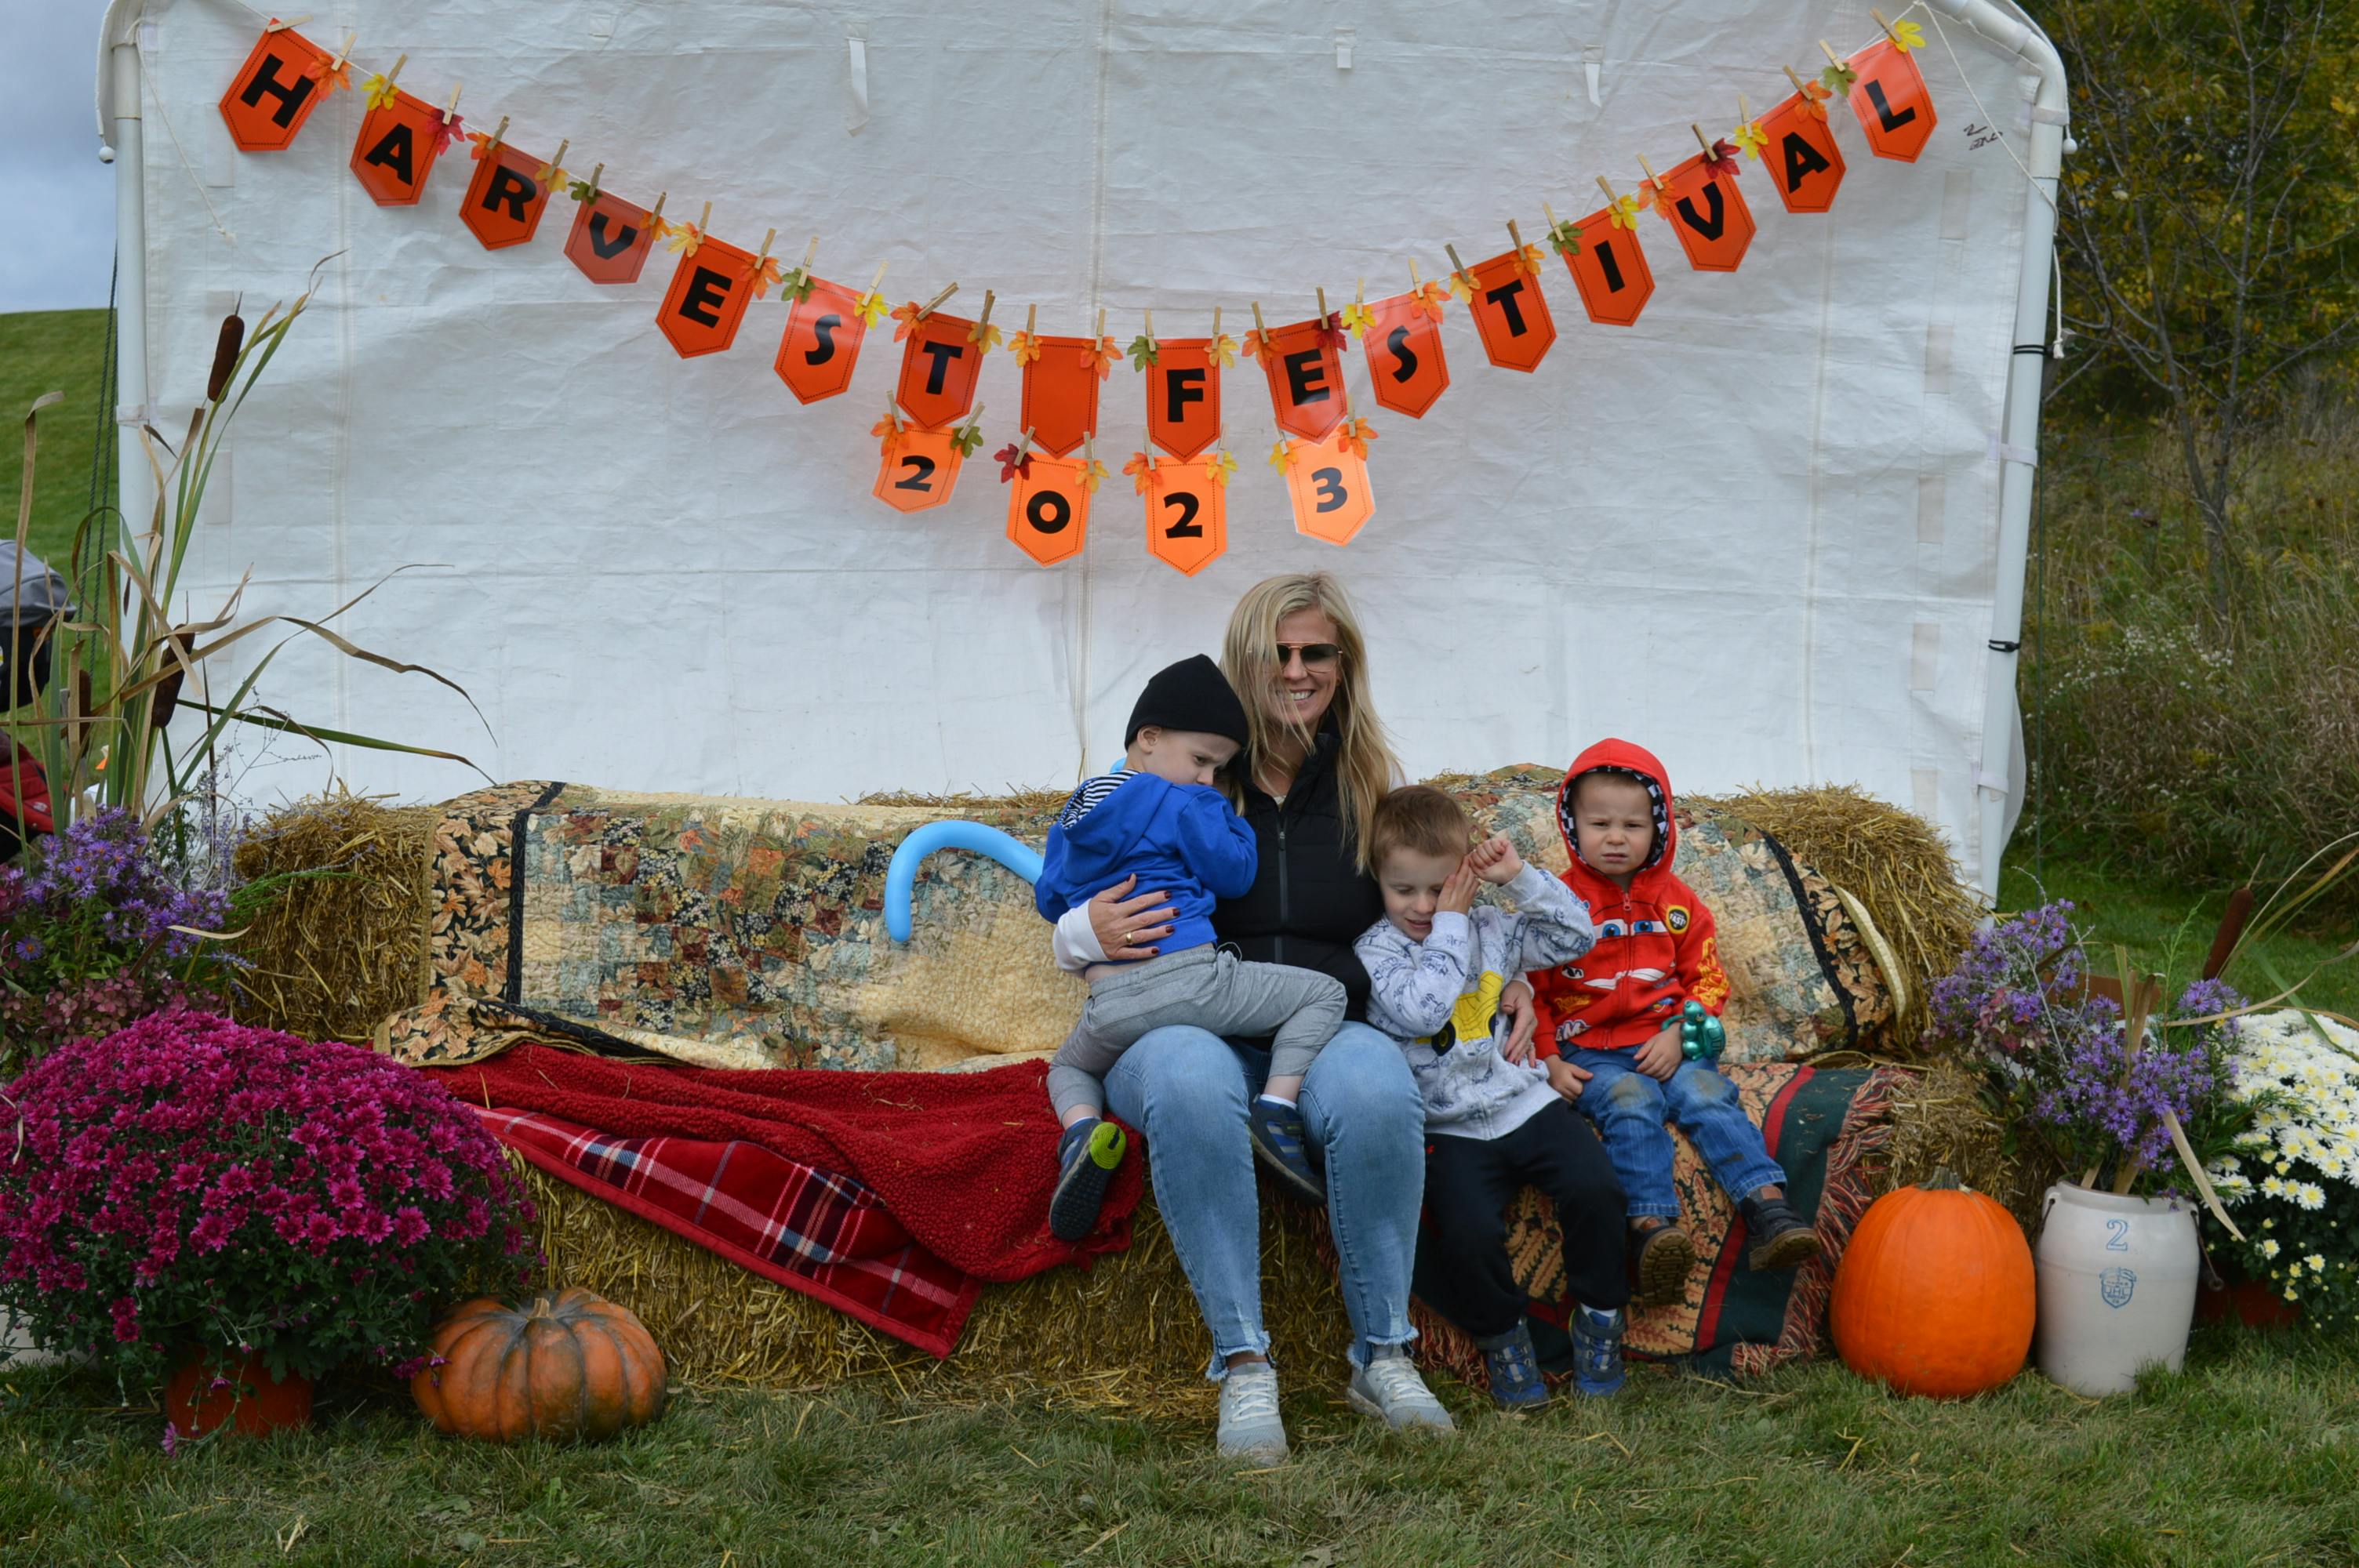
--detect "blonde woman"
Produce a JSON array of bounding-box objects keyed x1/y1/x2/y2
[{"x1": 1053, "y1": 572, "x2": 1539, "y2": 1461}]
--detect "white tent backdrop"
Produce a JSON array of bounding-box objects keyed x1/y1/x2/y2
[{"x1": 111, "y1": 0, "x2": 2055, "y2": 890}]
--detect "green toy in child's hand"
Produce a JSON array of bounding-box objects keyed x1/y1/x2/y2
[{"x1": 1679, "y1": 1000, "x2": 1725, "y2": 1062}]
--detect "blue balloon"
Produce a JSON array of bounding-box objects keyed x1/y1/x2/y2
[{"x1": 884, "y1": 820, "x2": 1045, "y2": 943}]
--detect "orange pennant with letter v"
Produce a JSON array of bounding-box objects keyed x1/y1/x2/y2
[
  {"x1": 1658, "y1": 153, "x2": 1756, "y2": 272},
  {"x1": 565, "y1": 193, "x2": 657, "y2": 285}
]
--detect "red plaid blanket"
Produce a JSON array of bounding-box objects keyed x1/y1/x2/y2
[{"x1": 479, "y1": 1106, "x2": 980, "y2": 1357}]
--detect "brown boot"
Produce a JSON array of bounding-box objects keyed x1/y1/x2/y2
[{"x1": 1631, "y1": 1220, "x2": 1696, "y2": 1308}]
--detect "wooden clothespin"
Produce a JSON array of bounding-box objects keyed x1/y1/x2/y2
[
  {"x1": 695, "y1": 200, "x2": 712, "y2": 235},
  {"x1": 1739, "y1": 93, "x2": 1752, "y2": 124},
  {"x1": 801, "y1": 235, "x2": 820, "y2": 270},
  {"x1": 755, "y1": 227, "x2": 777, "y2": 264},
  {"x1": 1597, "y1": 174, "x2": 1619, "y2": 204},
  {"x1": 1693, "y1": 123, "x2": 1717, "y2": 160},
  {"x1": 440, "y1": 82, "x2": 462, "y2": 125},
  {"x1": 1354, "y1": 278, "x2": 1365, "y2": 308},
  {"x1": 382, "y1": 54, "x2": 408, "y2": 89},
  {"x1": 649, "y1": 191, "x2": 667, "y2": 226},
  {"x1": 1143, "y1": 308, "x2": 1153, "y2": 339},
  {"x1": 1408, "y1": 257, "x2": 1422, "y2": 287},
  {"x1": 1250, "y1": 301, "x2": 1267, "y2": 336},
  {"x1": 914, "y1": 281, "x2": 958, "y2": 321},
  {"x1": 1543, "y1": 201, "x2": 1561, "y2": 230},
  {"x1": 1316, "y1": 285, "x2": 1330, "y2": 323},
  {"x1": 1506, "y1": 219, "x2": 1525, "y2": 252},
  {"x1": 869, "y1": 260, "x2": 889, "y2": 292},
  {"x1": 1443, "y1": 243, "x2": 1474, "y2": 292},
  {"x1": 580, "y1": 163, "x2": 603, "y2": 201},
  {"x1": 479, "y1": 115, "x2": 509, "y2": 155},
  {"x1": 1636, "y1": 154, "x2": 1666, "y2": 191},
  {"x1": 975, "y1": 289, "x2": 995, "y2": 326},
  {"x1": 1094, "y1": 307, "x2": 1107, "y2": 337},
  {"x1": 1870, "y1": 9, "x2": 1900, "y2": 45},
  {"x1": 1024, "y1": 303, "x2": 1038, "y2": 335},
  {"x1": 327, "y1": 33, "x2": 356, "y2": 71},
  {"x1": 543, "y1": 138, "x2": 569, "y2": 173},
  {"x1": 1211, "y1": 305, "x2": 1221, "y2": 338},
  {"x1": 1818, "y1": 38, "x2": 1847, "y2": 69},
  {"x1": 1784, "y1": 64, "x2": 1812, "y2": 97},
  {"x1": 264, "y1": 14, "x2": 315, "y2": 31}
]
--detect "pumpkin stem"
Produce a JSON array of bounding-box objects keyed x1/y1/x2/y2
[
  {"x1": 1925, "y1": 1166, "x2": 1962, "y2": 1192},
  {"x1": 528, "y1": 1295, "x2": 560, "y2": 1319}
]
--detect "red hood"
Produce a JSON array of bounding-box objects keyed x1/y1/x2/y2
[{"x1": 1554, "y1": 737, "x2": 1676, "y2": 883}]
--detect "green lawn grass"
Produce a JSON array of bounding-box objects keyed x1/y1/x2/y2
[
  {"x1": 1, "y1": 309, "x2": 113, "y2": 568},
  {"x1": 6, "y1": 1323, "x2": 2356, "y2": 1566}
]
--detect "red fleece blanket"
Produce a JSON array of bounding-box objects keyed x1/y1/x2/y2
[{"x1": 425, "y1": 1047, "x2": 1144, "y2": 1352}]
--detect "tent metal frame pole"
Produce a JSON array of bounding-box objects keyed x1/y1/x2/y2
[
  {"x1": 1928, "y1": 0, "x2": 2069, "y2": 906},
  {"x1": 109, "y1": 27, "x2": 154, "y2": 557}
]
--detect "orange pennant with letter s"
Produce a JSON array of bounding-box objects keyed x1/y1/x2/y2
[
  {"x1": 1022, "y1": 336, "x2": 1107, "y2": 458},
  {"x1": 774, "y1": 278, "x2": 869, "y2": 404},
  {"x1": 1848, "y1": 39, "x2": 1938, "y2": 162},
  {"x1": 564, "y1": 193, "x2": 657, "y2": 285},
  {"x1": 350, "y1": 90, "x2": 449, "y2": 206},
  {"x1": 460, "y1": 142, "x2": 556, "y2": 251},
  {"x1": 1360, "y1": 292, "x2": 1449, "y2": 419},
  {"x1": 1658, "y1": 153, "x2": 1756, "y2": 273},
  {"x1": 1460, "y1": 250, "x2": 1556, "y2": 372},
  {"x1": 1146, "y1": 339, "x2": 1223, "y2": 460},
  {"x1": 1758, "y1": 93, "x2": 1848, "y2": 213},
  {"x1": 896, "y1": 311, "x2": 986, "y2": 430},
  {"x1": 656, "y1": 234, "x2": 757, "y2": 358},
  {"x1": 1561, "y1": 205, "x2": 1655, "y2": 328},
  {"x1": 1250, "y1": 318, "x2": 1348, "y2": 442},
  {"x1": 1282, "y1": 430, "x2": 1375, "y2": 546},
  {"x1": 873, "y1": 427, "x2": 965, "y2": 514},
  {"x1": 220, "y1": 27, "x2": 333, "y2": 151},
  {"x1": 1007, "y1": 455, "x2": 1092, "y2": 566},
  {"x1": 1141, "y1": 458, "x2": 1227, "y2": 577}
]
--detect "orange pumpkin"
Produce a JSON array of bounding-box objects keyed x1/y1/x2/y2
[
  {"x1": 1831, "y1": 1167, "x2": 2035, "y2": 1398},
  {"x1": 412, "y1": 1287, "x2": 667, "y2": 1442}
]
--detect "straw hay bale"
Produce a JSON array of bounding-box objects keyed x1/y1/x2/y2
[
  {"x1": 1873, "y1": 1060, "x2": 2059, "y2": 1232},
  {"x1": 231, "y1": 793, "x2": 436, "y2": 1043}
]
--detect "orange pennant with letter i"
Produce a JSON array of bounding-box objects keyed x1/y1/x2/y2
[{"x1": 1561, "y1": 204, "x2": 1655, "y2": 328}]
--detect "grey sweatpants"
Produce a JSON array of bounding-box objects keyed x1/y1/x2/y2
[{"x1": 1045, "y1": 944, "x2": 1349, "y2": 1120}]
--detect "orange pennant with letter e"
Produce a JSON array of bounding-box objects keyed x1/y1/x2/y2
[
  {"x1": 775, "y1": 278, "x2": 869, "y2": 404},
  {"x1": 1021, "y1": 336, "x2": 1107, "y2": 457},
  {"x1": 1561, "y1": 205, "x2": 1654, "y2": 327},
  {"x1": 1250, "y1": 318, "x2": 1347, "y2": 442},
  {"x1": 1008, "y1": 455, "x2": 1092, "y2": 566},
  {"x1": 873, "y1": 426, "x2": 965, "y2": 514},
  {"x1": 1848, "y1": 39, "x2": 1937, "y2": 162},
  {"x1": 1361, "y1": 292, "x2": 1449, "y2": 418},
  {"x1": 656, "y1": 234, "x2": 756, "y2": 358},
  {"x1": 220, "y1": 27, "x2": 333, "y2": 151},
  {"x1": 1659, "y1": 153, "x2": 1756, "y2": 272},
  {"x1": 1143, "y1": 458, "x2": 1227, "y2": 577},
  {"x1": 1283, "y1": 428, "x2": 1375, "y2": 546},
  {"x1": 1146, "y1": 339, "x2": 1224, "y2": 460},
  {"x1": 350, "y1": 89, "x2": 447, "y2": 206},
  {"x1": 565, "y1": 193, "x2": 657, "y2": 284},
  {"x1": 1461, "y1": 250, "x2": 1556, "y2": 372},
  {"x1": 896, "y1": 311, "x2": 986, "y2": 430},
  {"x1": 460, "y1": 141, "x2": 555, "y2": 250}
]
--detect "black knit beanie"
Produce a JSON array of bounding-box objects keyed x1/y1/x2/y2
[{"x1": 1125, "y1": 655, "x2": 1249, "y2": 748}]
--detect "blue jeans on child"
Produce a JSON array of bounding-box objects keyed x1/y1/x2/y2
[
  {"x1": 1101, "y1": 1021, "x2": 1425, "y2": 1380},
  {"x1": 1564, "y1": 1050, "x2": 1787, "y2": 1219}
]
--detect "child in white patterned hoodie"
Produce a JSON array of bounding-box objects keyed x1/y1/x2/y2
[{"x1": 1352, "y1": 786, "x2": 1631, "y2": 1405}]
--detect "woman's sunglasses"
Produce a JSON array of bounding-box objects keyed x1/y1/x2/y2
[{"x1": 1274, "y1": 642, "x2": 1341, "y2": 668}]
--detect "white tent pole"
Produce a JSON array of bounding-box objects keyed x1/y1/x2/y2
[
  {"x1": 108, "y1": 28, "x2": 154, "y2": 554},
  {"x1": 1928, "y1": 0, "x2": 2068, "y2": 906}
]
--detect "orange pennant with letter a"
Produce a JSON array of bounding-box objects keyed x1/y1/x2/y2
[
  {"x1": 896, "y1": 312, "x2": 986, "y2": 430},
  {"x1": 1253, "y1": 318, "x2": 1348, "y2": 442},
  {"x1": 656, "y1": 234, "x2": 756, "y2": 358},
  {"x1": 1146, "y1": 340, "x2": 1223, "y2": 460},
  {"x1": 1848, "y1": 39, "x2": 1938, "y2": 162},
  {"x1": 460, "y1": 143, "x2": 555, "y2": 251},
  {"x1": 1143, "y1": 459, "x2": 1227, "y2": 577},
  {"x1": 350, "y1": 92, "x2": 448, "y2": 207},
  {"x1": 220, "y1": 27, "x2": 333, "y2": 151},
  {"x1": 1461, "y1": 250, "x2": 1556, "y2": 372},
  {"x1": 872, "y1": 428, "x2": 965, "y2": 514},
  {"x1": 1561, "y1": 207, "x2": 1655, "y2": 328},
  {"x1": 1007, "y1": 455, "x2": 1092, "y2": 566},
  {"x1": 1022, "y1": 336, "x2": 1105, "y2": 458},
  {"x1": 1659, "y1": 154, "x2": 1756, "y2": 273},
  {"x1": 1283, "y1": 432, "x2": 1374, "y2": 546},
  {"x1": 1759, "y1": 93, "x2": 1848, "y2": 213},
  {"x1": 564, "y1": 193, "x2": 657, "y2": 285},
  {"x1": 774, "y1": 278, "x2": 868, "y2": 404},
  {"x1": 1361, "y1": 293, "x2": 1449, "y2": 419}
]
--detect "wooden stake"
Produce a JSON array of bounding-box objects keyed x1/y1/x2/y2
[
  {"x1": 914, "y1": 281, "x2": 959, "y2": 320},
  {"x1": 1870, "y1": 8, "x2": 1900, "y2": 45}
]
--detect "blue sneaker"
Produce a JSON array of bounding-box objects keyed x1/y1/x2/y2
[
  {"x1": 1476, "y1": 1320, "x2": 1549, "y2": 1410},
  {"x1": 1049, "y1": 1118, "x2": 1127, "y2": 1242},
  {"x1": 1246, "y1": 1098, "x2": 1327, "y2": 1204},
  {"x1": 1572, "y1": 1306, "x2": 1626, "y2": 1396}
]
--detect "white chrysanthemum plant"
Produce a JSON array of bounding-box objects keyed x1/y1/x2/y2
[{"x1": 2206, "y1": 1009, "x2": 2359, "y2": 1318}]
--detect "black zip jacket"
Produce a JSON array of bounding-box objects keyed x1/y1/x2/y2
[{"x1": 1213, "y1": 725, "x2": 1386, "y2": 1021}]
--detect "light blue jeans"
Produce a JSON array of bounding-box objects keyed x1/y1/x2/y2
[
  {"x1": 1565, "y1": 1050, "x2": 1787, "y2": 1220},
  {"x1": 1102, "y1": 1020, "x2": 1425, "y2": 1381}
]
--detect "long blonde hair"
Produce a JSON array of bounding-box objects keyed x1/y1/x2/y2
[{"x1": 1220, "y1": 572, "x2": 1400, "y2": 862}]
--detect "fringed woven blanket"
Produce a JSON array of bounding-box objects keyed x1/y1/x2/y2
[
  {"x1": 1413, "y1": 1063, "x2": 1901, "y2": 1385},
  {"x1": 375, "y1": 769, "x2": 1892, "y2": 1073}
]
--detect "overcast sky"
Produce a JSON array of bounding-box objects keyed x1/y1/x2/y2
[{"x1": 5, "y1": 1, "x2": 119, "y2": 313}]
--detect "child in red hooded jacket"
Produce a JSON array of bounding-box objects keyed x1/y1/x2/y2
[{"x1": 1527, "y1": 739, "x2": 1822, "y2": 1307}]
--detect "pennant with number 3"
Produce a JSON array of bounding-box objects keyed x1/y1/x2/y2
[{"x1": 1282, "y1": 430, "x2": 1375, "y2": 546}]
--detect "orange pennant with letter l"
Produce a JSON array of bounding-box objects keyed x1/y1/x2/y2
[
  {"x1": 895, "y1": 311, "x2": 986, "y2": 430},
  {"x1": 350, "y1": 90, "x2": 448, "y2": 206},
  {"x1": 1022, "y1": 336, "x2": 1106, "y2": 457},
  {"x1": 774, "y1": 278, "x2": 869, "y2": 404},
  {"x1": 1461, "y1": 250, "x2": 1556, "y2": 372},
  {"x1": 460, "y1": 142, "x2": 556, "y2": 251},
  {"x1": 1561, "y1": 206, "x2": 1655, "y2": 328},
  {"x1": 1283, "y1": 430, "x2": 1375, "y2": 546},
  {"x1": 1758, "y1": 93, "x2": 1848, "y2": 213},
  {"x1": 656, "y1": 234, "x2": 756, "y2": 358},
  {"x1": 1146, "y1": 339, "x2": 1223, "y2": 460},
  {"x1": 1008, "y1": 455, "x2": 1092, "y2": 566},
  {"x1": 1659, "y1": 153, "x2": 1756, "y2": 273},
  {"x1": 1252, "y1": 318, "x2": 1347, "y2": 442},
  {"x1": 1142, "y1": 459, "x2": 1227, "y2": 577},
  {"x1": 1848, "y1": 39, "x2": 1938, "y2": 162},
  {"x1": 564, "y1": 193, "x2": 656, "y2": 285},
  {"x1": 873, "y1": 427, "x2": 966, "y2": 514},
  {"x1": 220, "y1": 27, "x2": 333, "y2": 151},
  {"x1": 1361, "y1": 293, "x2": 1449, "y2": 419}
]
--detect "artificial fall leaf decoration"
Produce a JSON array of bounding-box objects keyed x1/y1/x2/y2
[
  {"x1": 664, "y1": 220, "x2": 705, "y2": 258},
  {"x1": 1547, "y1": 217, "x2": 1583, "y2": 259},
  {"x1": 1410, "y1": 280, "x2": 1453, "y2": 318},
  {"x1": 853, "y1": 290, "x2": 889, "y2": 328},
  {"x1": 1315, "y1": 313, "x2": 1348, "y2": 352},
  {"x1": 1798, "y1": 79, "x2": 1834, "y2": 122},
  {"x1": 644, "y1": 212, "x2": 674, "y2": 242},
  {"x1": 565, "y1": 176, "x2": 601, "y2": 204},
  {"x1": 951, "y1": 418, "x2": 987, "y2": 458},
  {"x1": 1890, "y1": 17, "x2": 1927, "y2": 52},
  {"x1": 1204, "y1": 450, "x2": 1239, "y2": 487},
  {"x1": 1608, "y1": 193, "x2": 1647, "y2": 230},
  {"x1": 1819, "y1": 59, "x2": 1858, "y2": 93},
  {"x1": 1208, "y1": 332, "x2": 1239, "y2": 368},
  {"x1": 431, "y1": 114, "x2": 464, "y2": 156},
  {"x1": 1086, "y1": 337, "x2": 1122, "y2": 379},
  {"x1": 889, "y1": 301, "x2": 925, "y2": 341},
  {"x1": 1515, "y1": 242, "x2": 1548, "y2": 278},
  {"x1": 1125, "y1": 334, "x2": 1159, "y2": 371},
  {"x1": 1706, "y1": 137, "x2": 1743, "y2": 172},
  {"x1": 1005, "y1": 330, "x2": 1042, "y2": 366},
  {"x1": 742, "y1": 252, "x2": 785, "y2": 299},
  {"x1": 1643, "y1": 180, "x2": 1679, "y2": 220},
  {"x1": 1079, "y1": 459, "x2": 1110, "y2": 495},
  {"x1": 1340, "y1": 300, "x2": 1377, "y2": 339},
  {"x1": 1336, "y1": 417, "x2": 1379, "y2": 459},
  {"x1": 776, "y1": 267, "x2": 817, "y2": 305},
  {"x1": 303, "y1": 54, "x2": 352, "y2": 96},
  {"x1": 870, "y1": 412, "x2": 907, "y2": 457},
  {"x1": 1267, "y1": 439, "x2": 1295, "y2": 473},
  {"x1": 1123, "y1": 452, "x2": 1158, "y2": 494},
  {"x1": 994, "y1": 443, "x2": 1034, "y2": 483},
  {"x1": 1241, "y1": 328, "x2": 1277, "y2": 361},
  {"x1": 466, "y1": 130, "x2": 502, "y2": 162},
  {"x1": 1447, "y1": 271, "x2": 1476, "y2": 303},
  {"x1": 362, "y1": 73, "x2": 399, "y2": 111},
  {"x1": 968, "y1": 319, "x2": 1004, "y2": 352},
  {"x1": 534, "y1": 158, "x2": 569, "y2": 191},
  {"x1": 1732, "y1": 119, "x2": 1769, "y2": 159}
]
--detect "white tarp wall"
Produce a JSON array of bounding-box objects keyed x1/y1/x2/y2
[{"x1": 118, "y1": 0, "x2": 2048, "y2": 885}]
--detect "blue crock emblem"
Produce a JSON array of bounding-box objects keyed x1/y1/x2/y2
[{"x1": 2098, "y1": 1267, "x2": 2137, "y2": 1308}]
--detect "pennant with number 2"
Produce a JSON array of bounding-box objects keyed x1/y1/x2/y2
[{"x1": 1143, "y1": 459, "x2": 1227, "y2": 577}]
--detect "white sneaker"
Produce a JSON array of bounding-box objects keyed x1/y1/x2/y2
[
  {"x1": 1347, "y1": 1348, "x2": 1456, "y2": 1433},
  {"x1": 1216, "y1": 1362, "x2": 1288, "y2": 1461}
]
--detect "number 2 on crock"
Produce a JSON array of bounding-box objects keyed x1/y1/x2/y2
[
  {"x1": 1007, "y1": 456, "x2": 1092, "y2": 565},
  {"x1": 1282, "y1": 433, "x2": 1374, "y2": 546}
]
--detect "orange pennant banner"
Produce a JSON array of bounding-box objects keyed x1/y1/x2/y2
[
  {"x1": 563, "y1": 193, "x2": 657, "y2": 285},
  {"x1": 1659, "y1": 154, "x2": 1757, "y2": 273},
  {"x1": 1252, "y1": 318, "x2": 1348, "y2": 442},
  {"x1": 1142, "y1": 458, "x2": 1227, "y2": 576},
  {"x1": 895, "y1": 311, "x2": 986, "y2": 430},
  {"x1": 656, "y1": 234, "x2": 757, "y2": 358},
  {"x1": 774, "y1": 278, "x2": 869, "y2": 404},
  {"x1": 1848, "y1": 40, "x2": 1938, "y2": 162},
  {"x1": 1146, "y1": 339, "x2": 1223, "y2": 460},
  {"x1": 1022, "y1": 336, "x2": 1106, "y2": 457},
  {"x1": 1361, "y1": 293, "x2": 1449, "y2": 419},
  {"x1": 349, "y1": 92, "x2": 448, "y2": 207},
  {"x1": 1007, "y1": 455, "x2": 1092, "y2": 565},
  {"x1": 1461, "y1": 251, "x2": 1556, "y2": 372},
  {"x1": 872, "y1": 427, "x2": 966, "y2": 514},
  {"x1": 1561, "y1": 206, "x2": 1655, "y2": 328},
  {"x1": 1758, "y1": 94, "x2": 1847, "y2": 213},
  {"x1": 1283, "y1": 430, "x2": 1374, "y2": 546},
  {"x1": 219, "y1": 27, "x2": 333, "y2": 151},
  {"x1": 460, "y1": 142, "x2": 556, "y2": 251}
]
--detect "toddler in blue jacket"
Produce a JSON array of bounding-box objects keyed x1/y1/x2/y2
[{"x1": 1034, "y1": 655, "x2": 1347, "y2": 1241}]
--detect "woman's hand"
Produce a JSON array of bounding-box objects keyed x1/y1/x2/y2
[
  {"x1": 1087, "y1": 875, "x2": 1178, "y2": 961},
  {"x1": 1499, "y1": 981, "x2": 1539, "y2": 1065}
]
